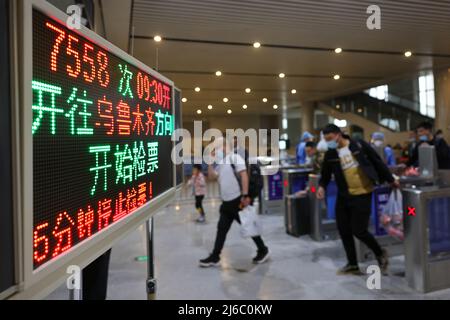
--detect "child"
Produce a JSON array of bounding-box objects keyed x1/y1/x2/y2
[{"x1": 188, "y1": 164, "x2": 207, "y2": 223}]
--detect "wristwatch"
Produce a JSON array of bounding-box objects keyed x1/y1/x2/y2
[{"x1": 242, "y1": 194, "x2": 250, "y2": 198}]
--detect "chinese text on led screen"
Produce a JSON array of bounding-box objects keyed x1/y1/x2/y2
[{"x1": 32, "y1": 10, "x2": 173, "y2": 269}]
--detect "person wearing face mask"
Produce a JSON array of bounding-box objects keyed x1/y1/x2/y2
[
  {"x1": 371, "y1": 132, "x2": 396, "y2": 167},
  {"x1": 317, "y1": 124, "x2": 399, "y2": 275},
  {"x1": 199, "y1": 137, "x2": 270, "y2": 267},
  {"x1": 407, "y1": 122, "x2": 450, "y2": 169}
]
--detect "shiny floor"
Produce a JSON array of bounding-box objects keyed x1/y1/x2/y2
[{"x1": 47, "y1": 198, "x2": 450, "y2": 300}]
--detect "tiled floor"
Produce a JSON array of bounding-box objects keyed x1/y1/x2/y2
[{"x1": 47, "y1": 198, "x2": 450, "y2": 300}]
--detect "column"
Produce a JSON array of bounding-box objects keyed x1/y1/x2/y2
[
  {"x1": 434, "y1": 68, "x2": 450, "y2": 142},
  {"x1": 301, "y1": 101, "x2": 315, "y2": 133}
]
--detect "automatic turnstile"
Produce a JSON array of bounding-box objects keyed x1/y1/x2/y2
[
  {"x1": 403, "y1": 186, "x2": 450, "y2": 293},
  {"x1": 308, "y1": 174, "x2": 339, "y2": 241},
  {"x1": 260, "y1": 166, "x2": 284, "y2": 214},
  {"x1": 285, "y1": 194, "x2": 310, "y2": 237},
  {"x1": 282, "y1": 168, "x2": 312, "y2": 219}
]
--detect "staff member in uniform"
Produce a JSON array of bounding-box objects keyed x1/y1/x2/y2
[
  {"x1": 199, "y1": 137, "x2": 269, "y2": 267},
  {"x1": 407, "y1": 121, "x2": 450, "y2": 169},
  {"x1": 317, "y1": 124, "x2": 399, "y2": 275}
]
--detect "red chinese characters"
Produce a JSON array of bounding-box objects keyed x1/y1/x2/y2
[
  {"x1": 33, "y1": 182, "x2": 154, "y2": 265},
  {"x1": 136, "y1": 72, "x2": 171, "y2": 109}
]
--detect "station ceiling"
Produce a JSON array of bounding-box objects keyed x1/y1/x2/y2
[{"x1": 104, "y1": 0, "x2": 450, "y2": 116}]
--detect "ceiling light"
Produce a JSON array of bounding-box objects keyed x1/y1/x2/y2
[
  {"x1": 182, "y1": 98, "x2": 187, "y2": 103},
  {"x1": 215, "y1": 71, "x2": 222, "y2": 76},
  {"x1": 196, "y1": 109, "x2": 202, "y2": 114},
  {"x1": 273, "y1": 104, "x2": 278, "y2": 110},
  {"x1": 357, "y1": 108, "x2": 363, "y2": 113},
  {"x1": 195, "y1": 87, "x2": 201, "y2": 92},
  {"x1": 253, "y1": 42, "x2": 261, "y2": 48},
  {"x1": 207, "y1": 105, "x2": 213, "y2": 110},
  {"x1": 279, "y1": 73, "x2": 286, "y2": 78},
  {"x1": 223, "y1": 97, "x2": 229, "y2": 103},
  {"x1": 335, "y1": 47, "x2": 342, "y2": 54},
  {"x1": 242, "y1": 104, "x2": 248, "y2": 109},
  {"x1": 333, "y1": 74, "x2": 340, "y2": 80},
  {"x1": 404, "y1": 51, "x2": 412, "y2": 57},
  {"x1": 227, "y1": 109, "x2": 232, "y2": 114},
  {"x1": 245, "y1": 88, "x2": 251, "y2": 93},
  {"x1": 336, "y1": 104, "x2": 340, "y2": 109},
  {"x1": 262, "y1": 98, "x2": 268, "y2": 103},
  {"x1": 334, "y1": 119, "x2": 347, "y2": 127},
  {"x1": 291, "y1": 89, "x2": 297, "y2": 94},
  {"x1": 154, "y1": 35, "x2": 162, "y2": 42}
]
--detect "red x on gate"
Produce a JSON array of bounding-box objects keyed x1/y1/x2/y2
[{"x1": 407, "y1": 206, "x2": 416, "y2": 216}]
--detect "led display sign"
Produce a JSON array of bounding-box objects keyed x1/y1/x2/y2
[{"x1": 32, "y1": 9, "x2": 174, "y2": 269}]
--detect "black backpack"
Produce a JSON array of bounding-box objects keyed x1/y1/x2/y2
[{"x1": 231, "y1": 162, "x2": 263, "y2": 199}]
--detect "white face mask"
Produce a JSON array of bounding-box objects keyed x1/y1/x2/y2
[{"x1": 373, "y1": 140, "x2": 383, "y2": 147}]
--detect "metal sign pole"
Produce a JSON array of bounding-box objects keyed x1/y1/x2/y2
[{"x1": 146, "y1": 218, "x2": 156, "y2": 300}]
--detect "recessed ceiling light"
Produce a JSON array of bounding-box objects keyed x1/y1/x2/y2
[
  {"x1": 335, "y1": 47, "x2": 342, "y2": 54},
  {"x1": 262, "y1": 98, "x2": 268, "y2": 103},
  {"x1": 273, "y1": 104, "x2": 278, "y2": 110},
  {"x1": 207, "y1": 105, "x2": 213, "y2": 110},
  {"x1": 227, "y1": 109, "x2": 232, "y2": 114},
  {"x1": 215, "y1": 70, "x2": 222, "y2": 76},
  {"x1": 291, "y1": 89, "x2": 297, "y2": 94},
  {"x1": 404, "y1": 51, "x2": 412, "y2": 57},
  {"x1": 195, "y1": 87, "x2": 201, "y2": 92},
  {"x1": 154, "y1": 35, "x2": 162, "y2": 42},
  {"x1": 197, "y1": 109, "x2": 202, "y2": 114},
  {"x1": 253, "y1": 42, "x2": 261, "y2": 48},
  {"x1": 223, "y1": 97, "x2": 229, "y2": 103},
  {"x1": 279, "y1": 73, "x2": 286, "y2": 78},
  {"x1": 245, "y1": 88, "x2": 251, "y2": 93},
  {"x1": 182, "y1": 98, "x2": 187, "y2": 103},
  {"x1": 333, "y1": 74, "x2": 340, "y2": 80},
  {"x1": 242, "y1": 104, "x2": 248, "y2": 109}
]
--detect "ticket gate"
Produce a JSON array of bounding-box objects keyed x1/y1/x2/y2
[
  {"x1": 285, "y1": 194, "x2": 310, "y2": 237},
  {"x1": 260, "y1": 166, "x2": 284, "y2": 214},
  {"x1": 308, "y1": 174, "x2": 339, "y2": 241},
  {"x1": 403, "y1": 186, "x2": 450, "y2": 293},
  {"x1": 282, "y1": 168, "x2": 312, "y2": 216}
]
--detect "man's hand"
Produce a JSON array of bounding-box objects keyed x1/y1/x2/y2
[
  {"x1": 240, "y1": 195, "x2": 251, "y2": 208},
  {"x1": 390, "y1": 180, "x2": 400, "y2": 189},
  {"x1": 316, "y1": 186, "x2": 325, "y2": 200}
]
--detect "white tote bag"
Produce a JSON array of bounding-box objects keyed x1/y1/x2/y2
[{"x1": 238, "y1": 205, "x2": 262, "y2": 238}]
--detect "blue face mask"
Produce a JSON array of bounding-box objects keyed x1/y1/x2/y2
[
  {"x1": 216, "y1": 150, "x2": 225, "y2": 162},
  {"x1": 419, "y1": 135, "x2": 429, "y2": 142},
  {"x1": 327, "y1": 140, "x2": 338, "y2": 150}
]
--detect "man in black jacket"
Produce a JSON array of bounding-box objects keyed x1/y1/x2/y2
[
  {"x1": 407, "y1": 121, "x2": 450, "y2": 169},
  {"x1": 317, "y1": 124, "x2": 399, "y2": 275}
]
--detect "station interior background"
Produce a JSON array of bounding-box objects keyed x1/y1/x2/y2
[{"x1": 16, "y1": 0, "x2": 450, "y2": 300}]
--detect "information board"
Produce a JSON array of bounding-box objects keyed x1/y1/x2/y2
[
  {"x1": 0, "y1": 0, "x2": 15, "y2": 295},
  {"x1": 174, "y1": 88, "x2": 183, "y2": 186},
  {"x1": 32, "y1": 9, "x2": 174, "y2": 270}
]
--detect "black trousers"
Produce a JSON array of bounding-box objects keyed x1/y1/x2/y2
[
  {"x1": 195, "y1": 195, "x2": 205, "y2": 216},
  {"x1": 82, "y1": 249, "x2": 111, "y2": 300},
  {"x1": 212, "y1": 197, "x2": 267, "y2": 257},
  {"x1": 335, "y1": 193, "x2": 382, "y2": 265}
]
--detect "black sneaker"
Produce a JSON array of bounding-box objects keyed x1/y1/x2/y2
[
  {"x1": 336, "y1": 264, "x2": 361, "y2": 275},
  {"x1": 253, "y1": 248, "x2": 270, "y2": 264},
  {"x1": 199, "y1": 255, "x2": 220, "y2": 268},
  {"x1": 376, "y1": 249, "x2": 389, "y2": 274}
]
